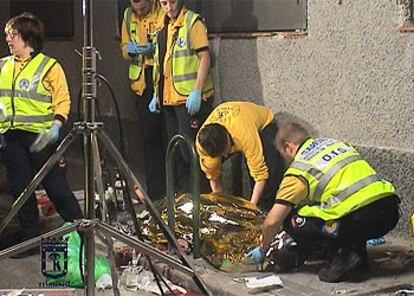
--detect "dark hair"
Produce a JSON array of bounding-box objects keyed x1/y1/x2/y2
[
  {"x1": 6, "y1": 13, "x2": 44, "y2": 52},
  {"x1": 275, "y1": 122, "x2": 310, "y2": 151},
  {"x1": 198, "y1": 123, "x2": 229, "y2": 157}
]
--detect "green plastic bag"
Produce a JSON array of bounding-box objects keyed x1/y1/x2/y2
[{"x1": 47, "y1": 229, "x2": 111, "y2": 288}]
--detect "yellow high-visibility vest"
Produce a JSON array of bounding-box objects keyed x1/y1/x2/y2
[
  {"x1": 153, "y1": 10, "x2": 213, "y2": 98},
  {"x1": 0, "y1": 53, "x2": 56, "y2": 133},
  {"x1": 124, "y1": 7, "x2": 144, "y2": 81},
  {"x1": 286, "y1": 138, "x2": 396, "y2": 220}
]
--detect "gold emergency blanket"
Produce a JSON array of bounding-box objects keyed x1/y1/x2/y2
[{"x1": 140, "y1": 193, "x2": 265, "y2": 271}]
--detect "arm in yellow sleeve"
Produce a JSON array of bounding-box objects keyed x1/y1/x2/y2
[
  {"x1": 261, "y1": 175, "x2": 308, "y2": 251},
  {"x1": 121, "y1": 18, "x2": 132, "y2": 60},
  {"x1": 43, "y1": 62, "x2": 71, "y2": 124},
  {"x1": 190, "y1": 20, "x2": 210, "y2": 91},
  {"x1": 275, "y1": 175, "x2": 308, "y2": 206}
]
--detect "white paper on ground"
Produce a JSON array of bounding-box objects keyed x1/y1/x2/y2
[{"x1": 244, "y1": 275, "x2": 283, "y2": 294}]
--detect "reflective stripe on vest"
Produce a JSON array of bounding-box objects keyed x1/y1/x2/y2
[
  {"x1": 286, "y1": 138, "x2": 395, "y2": 220},
  {"x1": 170, "y1": 11, "x2": 214, "y2": 96},
  {"x1": 124, "y1": 7, "x2": 143, "y2": 81},
  {"x1": 14, "y1": 114, "x2": 54, "y2": 123},
  {"x1": 320, "y1": 174, "x2": 381, "y2": 209},
  {"x1": 0, "y1": 53, "x2": 55, "y2": 133},
  {"x1": 291, "y1": 153, "x2": 364, "y2": 201},
  {"x1": 0, "y1": 58, "x2": 6, "y2": 71}
]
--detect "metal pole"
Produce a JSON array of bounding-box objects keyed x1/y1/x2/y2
[
  {"x1": 165, "y1": 134, "x2": 201, "y2": 258},
  {"x1": 0, "y1": 129, "x2": 80, "y2": 235},
  {"x1": 82, "y1": 0, "x2": 96, "y2": 295},
  {"x1": 0, "y1": 222, "x2": 80, "y2": 259},
  {"x1": 97, "y1": 130, "x2": 212, "y2": 295},
  {"x1": 95, "y1": 222, "x2": 196, "y2": 276}
]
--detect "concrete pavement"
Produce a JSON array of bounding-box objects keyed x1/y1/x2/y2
[{"x1": 0, "y1": 232, "x2": 412, "y2": 296}]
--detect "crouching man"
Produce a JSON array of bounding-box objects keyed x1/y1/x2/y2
[{"x1": 247, "y1": 122, "x2": 400, "y2": 282}]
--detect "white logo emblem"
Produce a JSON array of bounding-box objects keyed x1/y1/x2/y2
[
  {"x1": 19, "y1": 78, "x2": 30, "y2": 90},
  {"x1": 177, "y1": 37, "x2": 187, "y2": 48}
]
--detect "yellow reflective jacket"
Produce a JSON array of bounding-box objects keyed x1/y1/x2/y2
[
  {"x1": 0, "y1": 53, "x2": 56, "y2": 133},
  {"x1": 286, "y1": 138, "x2": 396, "y2": 220},
  {"x1": 124, "y1": 7, "x2": 144, "y2": 81},
  {"x1": 123, "y1": 6, "x2": 163, "y2": 82},
  {"x1": 153, "y1": 10, "x2": 213, "y2": 98}
]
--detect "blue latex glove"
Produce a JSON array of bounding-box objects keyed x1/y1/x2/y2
[
  {"x1": 127, "y1": 41, "x2": 154, "y2": 55},
  {"x1": 185, "y1": 89, "x2": 202, "y2": 116},
  {"x1": 30, "y1": 123, "x2": 61, "y2": 152},
  {"x1": 367, "y1": 237, "x2": 385, "y2": 246},
  {"x1": 246, "y1": 246, "x2": 264, "y2": 264},
  {"x1": 136, "y1": 43, "x2": 154, "y2": 55},
  {"x1": 148, "y1": 95, "x2": 160, "y2": 114},
  {"x1": 127, "y1": 41, "x2": 139, "y2": 55}
]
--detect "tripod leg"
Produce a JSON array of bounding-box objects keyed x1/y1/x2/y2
[
  {"x1": 95, "y1": 231, "x2": 120, "y2": 295},
  {"x1": 0, "y1": 221, "x2": 81, "y2": 259},
  {"x1": 0, "y1": 129, "x2": 80, "y2": 236},
  {"x1": 97, "y1": 129, "x2": 212, "y2": 296},
  {"x1": 91, "y1": 135, "x2": 120, "y2": 296},
  {"x1": 92, "y1": 134, "x2": 107, "y2": 219}
]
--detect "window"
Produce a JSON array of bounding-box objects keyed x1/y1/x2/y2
[
  {"x1": 116, "y1": 0, "x2": 308, "y2": 37},
  {"x1": 185, "y1": 0, "x2": 307, "y2": 34},
  {"x1": 10, "y1": 0, "x2": 74, "y2": 39}
]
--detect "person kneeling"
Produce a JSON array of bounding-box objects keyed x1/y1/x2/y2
[{"x1": 247, "y1": 122, "x2": 400, "y2": 283}]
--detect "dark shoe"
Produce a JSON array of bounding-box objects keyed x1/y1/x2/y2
[
  {"x1": 347, "y1": 264, "x2": 371, "y2": 282},
  {"x1": 318, "y1": 249, "x2": 362, "y2": 283},
  {"x1": 270, "y1": 243, "x2": 307, "y2": 272},
  {"x1": 10, "y1": 246, "x2": 39, "y2": 259}
]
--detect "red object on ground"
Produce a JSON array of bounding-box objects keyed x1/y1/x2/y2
[{"x1": 36, "y1": 190, "x2": 57, "y2": 217}]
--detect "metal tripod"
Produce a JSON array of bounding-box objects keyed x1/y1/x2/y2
[{"x1": 0, "y1": 0, "x2": 212, "y2": 295}]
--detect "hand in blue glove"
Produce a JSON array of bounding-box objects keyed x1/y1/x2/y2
[
  {"x1": 136, "y1": 43, "x2": 154, "y2": 55},
  {"x1": 127, "y1": 41, "x2": 139, "y2": 56},
  {"x1": 185, "y1": 89, "x2": 202, "y2": 116},
  {"x1": 30, "y1": 122, "x2": 61, "y2": 153},
  {"x1": 246, "y1": 246, "x2": 264, "y2": 264},
  {"x1": 127, "y1": 41, "x2": 154, "y2": 55},
  {"x1": 148, "y1": 95, "x2": 160, "y2": 114}
]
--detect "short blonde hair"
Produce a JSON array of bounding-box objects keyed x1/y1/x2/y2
[{"x1": 275, "y1": 122, "x2": 310, "y2": 151}]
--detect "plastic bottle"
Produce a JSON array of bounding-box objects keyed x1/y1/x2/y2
[
  {"x1": 114, "y1": 172, "x2": 126, "y2": 212},
  {"x1": 104, "y1": 183, "x2": 117, "y2": 223}
]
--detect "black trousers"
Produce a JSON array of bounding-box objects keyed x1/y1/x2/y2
[
  {"x1": 162, "y1": 99, "x2": 212, "y2": 193},
  {"x1": 3, "y1": 130, "x2": 83, "y2": 240},
  {"x1": 255, "y1": 122, "x2": 285, "y2": 211},
  {"x1": 283, "y1": 195, "x2": 400, "y2": 258},
  {"x1": 135, "y1": 68, "x2": 166, "y2": 201}
]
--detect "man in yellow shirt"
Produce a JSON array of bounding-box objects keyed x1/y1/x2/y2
[
  {"x1": 121, "y1": 0, "x2": 166, "y2": 200},
  {"x1": 247, "y1": 122, "x2": 400, "y2": 283},
  {"x1": 196, "y1": 101, "x2": 285, "y2": 211},
  {"x1": 0, "y1": 13, "x2": 82, "y2": 257},
  {"x1": 150, "y1": 0, "x2": 214, "y2": 191}
]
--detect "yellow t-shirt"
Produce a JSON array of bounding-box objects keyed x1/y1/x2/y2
[
  {"x1": 275, "y1": 175, "x2": 308, "y2": 206},
  {"x1": 14, "y1": 56, "x2": 71, "y2": 122},
  {"x1": 196, "y1": 101, "x2": 274, "y2": 181},
  {"x1": 162, "y1": 8, "x2": 213, "y2": 106},
  {"x1": 121, "y1": 1, "x2": 163, "y2": 95}
]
